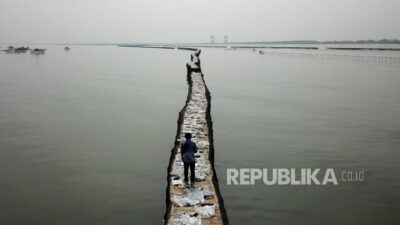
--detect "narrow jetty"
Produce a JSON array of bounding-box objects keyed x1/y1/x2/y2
[{"x1": 164, "y1": 50, "x2": 229, "y2": 225}]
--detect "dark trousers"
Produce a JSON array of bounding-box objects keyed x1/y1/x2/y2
[{"x1": 184, "y1": 162, "x2": 195, "y2": 182}]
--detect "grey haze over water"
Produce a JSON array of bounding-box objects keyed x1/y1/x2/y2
[
  {"x1": 1, "y1": 0, "x2": 400, "y2": 44},
  {"x1": 0, "y1": 45, "x2": 399, "y2": 224}
]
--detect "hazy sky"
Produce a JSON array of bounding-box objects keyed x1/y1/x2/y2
[{"x1": 1, "y1": 0, "x2": 399, "y2": 43}]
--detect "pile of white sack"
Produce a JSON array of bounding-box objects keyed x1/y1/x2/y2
[{"x1": 169, "y1": 51, "x2": 219, "y2": 225}]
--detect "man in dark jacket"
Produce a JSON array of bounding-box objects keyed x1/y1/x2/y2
[{"x1": 181, "y1": 133, "x2": 198, "y2": 184}]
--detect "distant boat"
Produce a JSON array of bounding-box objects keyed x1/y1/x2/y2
[
  {"x1": 259, "y1": 50, "x2": 265, "y2": 55},
  {"x1": 14, "y1": 47, "x2": 30, "y2": 53},
  {"x1": 1, "y1": 46, "x2": 29, "y2": 54},
  {"x1": 30, "y1": 48, "x2": 46, "y2": 55},
  {"x1": 64, "y1": 46, "x2": 70, "y2": 51}
]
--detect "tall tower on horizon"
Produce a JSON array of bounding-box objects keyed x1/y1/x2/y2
[
  {"x1": 210, "y1": 35, "x2": 215, "y2": 44},
  {"x1": 224, "y1": 34, "x2": 228, "y2": 44}
]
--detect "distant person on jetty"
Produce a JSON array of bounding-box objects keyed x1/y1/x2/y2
[{"x1": 181, "y1": 133, "x2": 198, "y2": 185}]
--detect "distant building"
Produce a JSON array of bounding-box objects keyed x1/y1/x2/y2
[
  {"x1": 210, "y1": 35, "x2": 215, "y2": 44},
  {"x1": 224, "y1": 35, "x2": 228, "y2": 44}
]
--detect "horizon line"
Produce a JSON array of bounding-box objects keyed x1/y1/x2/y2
[{"x1": 2, "y1": 38, "x2": 400, "y2": 46}]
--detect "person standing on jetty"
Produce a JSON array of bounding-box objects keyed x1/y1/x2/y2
[{"x1": 181, "y1": 133, "x2": 198, "y2": 185}]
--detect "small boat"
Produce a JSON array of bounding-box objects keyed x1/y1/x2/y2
[
  {"x1": 30, "y1": 48, "x2": 46, "y2": 55},
  {"x1": 14, "y1": 47, "x2": 29, "y2": 53},
  {"x1": 64, "y1": 46, "x2": 70, "y2": 51},
  {"x1": 1, "y1": 46, "x2": 29, "y2": 54}
]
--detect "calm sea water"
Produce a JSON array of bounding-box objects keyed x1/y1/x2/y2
[
  {"x1": 1, "y1": 45, "x2": 400, "y2": 225},
  {"x1": 0, "y1": 45, "x2": 189, "y2": 224},
  {"x1": 201, "y1": 48, "x2": 400, "y2": 225}
]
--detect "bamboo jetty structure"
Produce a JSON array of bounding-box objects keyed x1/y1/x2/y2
[
  {"x1": 164, "y1": 49, "x2": 229, "y2": 225},
  {"x1": 117, "y1": 44, "x2": 229, "y2": 224}
]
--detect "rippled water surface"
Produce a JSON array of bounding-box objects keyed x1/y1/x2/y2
[
  {"x1": 201, "y1": 48, "x2": 400, "y2": 225},
  {"x1": 0, "y1": 45, "x2": 188, "y2": 225},
  {"x1": 1, "y1": 45, "x2": 400, "y2": 225}
]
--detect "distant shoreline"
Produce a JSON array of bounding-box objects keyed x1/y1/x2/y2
[
  {"x1": 120, "y1": 44, "x2": 400, "y2": 52},
  {"x1": 228, "y1": 39, "x2": 400, "y2": 45},
  {"x1": 57, "y1": 39, "x2": 400, "y2": 46}
]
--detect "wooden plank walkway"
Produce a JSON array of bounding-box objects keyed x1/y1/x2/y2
[{"x1": 164, "y1": 50, "x2": 228, "y2": 225}]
